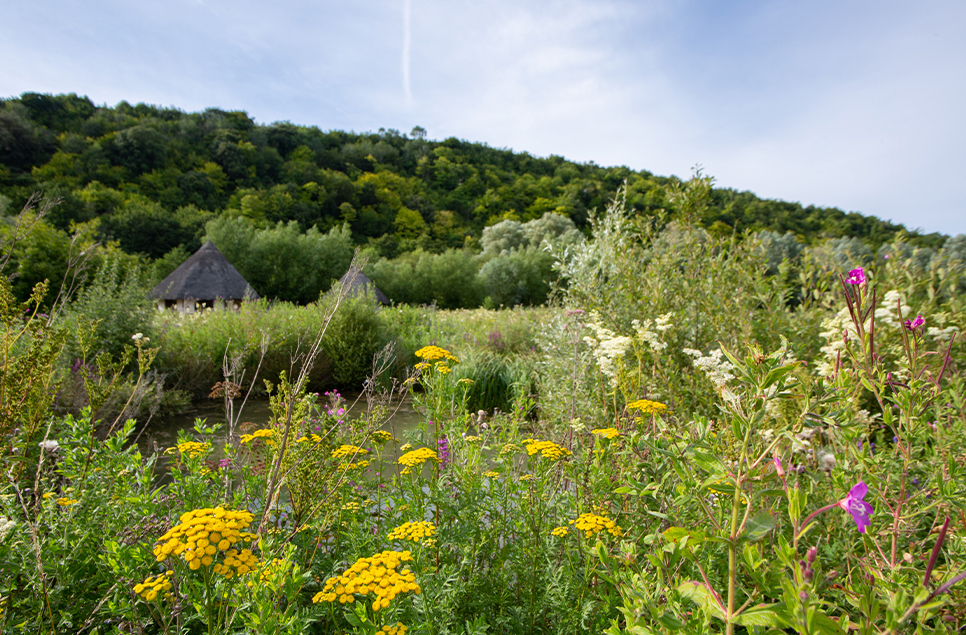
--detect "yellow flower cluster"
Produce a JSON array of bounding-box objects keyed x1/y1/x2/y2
[
  {"x1": 550, "y1": 526, "x2": 569, "y2": 537},
  {"x1": 295, "y1": 434, "x2": 322, "y2": 444},
  {"x1": 464, "y1": 435, "x2": 482, "y2": 443},
  {"x1": 152, "y1": 507, "x2": 258, "y2": 578},
  {"x1": 240, "y1": 429, "x2": 275, "y2": 444},
  {"x1": 170, "y1": 441, "x2": 211, "y2": 458},
  {"x1": 520, "y1": 474, "x2": 535, "y2": 482},
  {"x1": 398, "y1": 448, "x2": 439, "y2": 468},
  {"x1": 313, "y1": 550, "x2": 420, "y2": 611},
  {"x1": 483, "y1": 471, "x2": 500, "y2": 478},
  {"x1": 56, "y1": 497, "x2": 79, "y2": 506},
  {"x1": 570, "y1": 513, "x2": 623, "y2": 539},
  {"x1": 522, "y1": 439, "x2": 571, "y2": 461},
  {"x1": 626, "y1": 399, "x2": 667, "y2": 414},
  {"x1": 380, "y1": 623, "x2": 408, "y2": 635},
  {"x1": 337, "y1": 460, "x2": 370, "y2": 471},
  {"x1": 249, "y1": 558, "x2": 291, "y2": 587},
  {"x1": 499, "y1": 443, "x2": 520, "y2": 457},
  {"x1": 342, "y1": 501, "x2": 361, "y2": 511},
  {"x1": 591, "y1": 428, "x2": 620, "y2": 440},
  {"x1": 134, "y1": 571, "x2": 173, "y2": 602},
  {"x1": 331, "y1": 445, "x2": 369, "y2": 459},
  {"x1": 387, "y1": 521, "x2": 435, "y2": 543},
  {"x1": 414, "y1": 345, "x2": 459, "y2": 362},
  {"x1": 372, "y1": 430, "x2": 396, "y2": 443}
]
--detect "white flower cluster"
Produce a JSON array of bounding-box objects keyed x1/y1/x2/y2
[
  {"x1": 874, "y1": 290, "x2": 911, "y2": 328},
  {"x1": 0, "y1": 516, "x2": 15, "y2": 539},
  {"x1": 927, "y1": 325, "x2": 960, "y2": 342},
  {"x1": 683, "y1": 348, "x2": 735, "y2": 390},
  {"x1": 632, "y1": 312, "x2": 673, "y2": 352},
  {"x1": 817, "y1": 308, "x2": 858, "y2": 377},
  {"x1": 583, "y1": 318, "x2": 633, "y2": 387}
]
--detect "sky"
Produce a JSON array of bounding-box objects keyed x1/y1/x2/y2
[{"x1": 2, "y1": 0, "x2": 964, "y2": 235}]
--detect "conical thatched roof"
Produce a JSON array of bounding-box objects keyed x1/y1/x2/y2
[
  {"x1": 337, "y1": 269, "x2": 390, "y2": 305},
  {"x1": 150, "y1": 241, "x2": 258, "y2": 301}
]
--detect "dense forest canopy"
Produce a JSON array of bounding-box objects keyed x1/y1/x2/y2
[{"x1": 0, "y1": 91, "x2": 949, "y2": 305}]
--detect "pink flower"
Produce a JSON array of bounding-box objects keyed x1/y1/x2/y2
[
  {"x1": 845, "y1": 268, "x2": 867, "y2": 285},
  {"x1": 774, "y1": 456, "x2": 785, "y2": 479},
  {"x1": 903, "y1": 315, "x2": 925, "y2": 331},
  {"x1": 838, "y1": 481, "x2": 874, "y2": 533}
]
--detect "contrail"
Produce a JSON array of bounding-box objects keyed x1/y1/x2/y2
[{"x1": 402, "y1": 0, "x2": 413, "y2": 105}]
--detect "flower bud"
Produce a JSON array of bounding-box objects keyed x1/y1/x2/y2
[{"x1": 807, "y1": 546, "x2": 817, "y2": 563}]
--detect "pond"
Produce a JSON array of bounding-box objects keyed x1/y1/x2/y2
[{"x1": 139, "y1": 392, "x2": 427, "y2": 478}]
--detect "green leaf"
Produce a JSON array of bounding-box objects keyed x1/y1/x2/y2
[
  {"x1": 734, "y1": 604, "x2": 791, "y2": 628},
  {"x1": 744, "y1": 511, "x2": 777, "y2": 542},
  {"x1": 677, "y1": 581, "x2": 726, "y2": 621},
  {"x1": 657, "y1": 612, "x2": 686, "y2": 631},
  {"x1": 692, "y1": 450, "x2": 725, "y2": 476},
  {"x1": 614, "y1": 486, "x2": 637, "y2": 495}
]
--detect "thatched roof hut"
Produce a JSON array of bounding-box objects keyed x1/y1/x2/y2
[
  {"x1": 337, "y1": 269, "x2": 390, "y2": 305},
  {"x1": 149, "y1": 241, "x2": 258, "y2": 312}
]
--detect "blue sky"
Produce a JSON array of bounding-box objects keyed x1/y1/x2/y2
[{"x1": 2, "y1": 0, "x2": 964, "y2": 235}]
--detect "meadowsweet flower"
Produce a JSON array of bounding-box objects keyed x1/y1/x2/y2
[
  {"x1": 583, "y1": 317, "x2": 633, "y2": 387},
  {"x1": 398, "y1": 448, "x2": 439, "y2": 469},
  {"x1": 0, "y1": 516, "x2": 15, "y2": 538},
  {"x1": 683, "y1": 349, "x2": 735, "y2": 391},
  {"x1": 312, "y1": 550, "x2": 420, "y2": 612},
  {"x1": 591, "y1": 428, "x2": 620, "y2": 440},
  {"x1": 521, "y1": 438, "x2": 571, "y2": 461},
  {"x1": 845, "y1": 268, "x2": 866, "y2": 285},
  {"x1": 569, "y1": 512, "x2": 623, "y2": 538},
  {"x1": 387, "y1": 521, "x2": 435, "y2": 543},
  {"x1": 838, "y1": 481, "x2": 874, "y2": 533},
  {"x1": 626, "y1": 399, "x2": 667, "y2": 414}
]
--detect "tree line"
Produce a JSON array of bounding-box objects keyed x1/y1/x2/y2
[{"x1": 0, "y1": 91, "x2": 949, "y2": 306}]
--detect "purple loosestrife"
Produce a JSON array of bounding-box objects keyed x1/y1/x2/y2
[{"x1": 437, "y1": 435, "x2": 450, "y2": 470}]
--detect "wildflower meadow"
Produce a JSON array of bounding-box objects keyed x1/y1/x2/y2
[{"x1": 1, "y1": 175, "x2": 965, "y2": 634}]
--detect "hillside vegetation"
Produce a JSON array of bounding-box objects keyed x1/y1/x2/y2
[{"x1": 0, "y1": 92, "x2": 950, "y2": 306}]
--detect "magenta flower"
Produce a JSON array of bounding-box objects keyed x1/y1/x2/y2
[
  {"x1": 838, "y1": 481, "x2": 874, "y2": 533},
  {"x1": 845, "y1": 268, "x2": 867, "y2": 285},
  {"x1": 903, "y1": 315, "x2": 925, "y2": 331}
]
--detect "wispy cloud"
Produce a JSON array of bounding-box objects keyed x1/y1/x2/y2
[{"x1": 0, "y1": 0, "x2": 963, "y2": 234}]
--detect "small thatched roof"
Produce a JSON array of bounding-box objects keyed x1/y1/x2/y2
[
  {"x1": 149, "y1": 241, "x2": 258, "y2": 301},
  {"x1": 337, "y1": 269, "x2": 390, "y2": 305}
]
